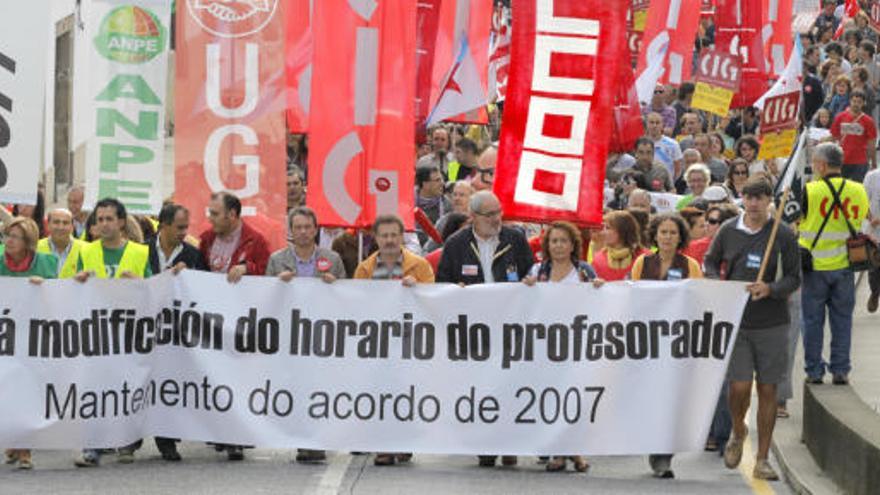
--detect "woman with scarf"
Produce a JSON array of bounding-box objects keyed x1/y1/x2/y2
[
  {"x1": 630, "y1": 213, "x2": 702, "y2": 479},
  {"x1": 591, "y1": 211, "x2": 647, "y2": 281},
  {"x1": 524, "y1": 221, "x2": 603, "y2": 473},
  {"x1": 1, "y1": 217, "x2": 58, "y2": 470}
]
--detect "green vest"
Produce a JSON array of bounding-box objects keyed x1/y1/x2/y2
[
  {"x1": 36, "y1": 237, "x2": 84, "y2": 279},
  {"x1": 0, "y1": 245, "x2": 58, "y2": 278},
  {"x1": 798, "y1": 177, "x2": 869, "y2": 271},
  {"x1": 79, "y1": 240, "x2": 150, "y2": 279}
]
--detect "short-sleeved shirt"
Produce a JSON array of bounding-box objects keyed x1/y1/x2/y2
[
  {"x1": 831, "y1": 110, "x2": 878, "y2": 165},
  {"x1": 653, "y1": 136, "x2": 683, "y2": 177}
]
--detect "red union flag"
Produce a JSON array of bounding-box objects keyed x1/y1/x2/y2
[
  {"x1": 636, "y1": 0, "x2": 702, "y2": 86},
  {"x1": 307, "y1": 0, "x2": 416, "y2": 229},
  {"x1": 495, "y1": 0, "x2": 626, "y2": 227},
  {"x1": 175, "y1": 0, "x2": 288, "y2": 252},
  {"x1": 763, "y1": 0, "x2": 793, "y2": 77},
  {"x1": 715, "y1": 0, "x2": 768, "y2": 108},
  {"x1": 760, "y1": 91, "x2": 800, "y2": 134},
  {"x1": 285, "y1": 0, "x2": 312, "y2": 133}
]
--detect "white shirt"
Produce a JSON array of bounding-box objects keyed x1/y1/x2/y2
[
  {"x1": 474, "y1": 230, "x2": 499, "y2": 283},
  {"x1": 863, "y1": 168, "x2": 880, "y2": 238},
  {"x1": 735, "y1": 213, "x2": 771, "y2": 235},
  {"x1": 155, "y1": 237, "x2": 183, "y2": 272},
  {"x1": 48, "y1": 238, "x2": 73, "y2": 273}
]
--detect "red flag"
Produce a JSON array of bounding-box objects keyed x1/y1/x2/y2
[
  {"x1": 416, "y1": 0, "x2": 444, "y2": 126},
  {"x1": 636, "y1": 0, "x2": 702, "y2": 86},
  {"x1": 286, "y1": 0, "x2": 312, "y2": 133},
  {"x1": 627, "y1": 0, "x2": 650, "y2": 67},
  {"x1": 610, "y1": 64, "x2": 644, "y2": 153},
  {"x1": 846, "y1": 0, "x2": 860, "y2": 18},
  {"x1": 495, "y1": 0, "x2": 626, "y2": 227},
  {"x1": 488, "y1": 2, "x2": 511, "y2": 101},
  {"x1": 715, "y1": 0, "x2": 768, "y2": 108},
  {"x1": 175, "y1": 0, "x2": 288, "y2": 252},
  {"x1": 307, "y1": 0, "x2": 416, "y2": 229},
  {"x1": 427, "y1": 0, "x2": 492, "y2": 125},
  {"x1": 763, "y1": 0, "x2": 793, "y2": 77}
]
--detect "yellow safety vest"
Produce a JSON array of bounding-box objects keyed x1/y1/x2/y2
[
  {"x1": 798, "y1": 177, "x2": 869, "y2": 271},
  {"x1": 36, "y1": 237, "x2": 84, "y2": 279},
  {"x1": 79, "y1": 240, "x2": 149, "y2": 279}
]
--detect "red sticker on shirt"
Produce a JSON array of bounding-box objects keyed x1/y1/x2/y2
[{"x1": 317, "y1": 257, "x2": 331, "y2": 272}]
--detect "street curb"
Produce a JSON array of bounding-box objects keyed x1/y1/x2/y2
[{"x1": 771, "y1": 438, "x2": 814, "y2": 495}]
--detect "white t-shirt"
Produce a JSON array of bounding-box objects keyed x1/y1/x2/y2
[
  {"x1": 862, "y1": 168, "x2": 880, "y2": 238},
  {"x1": 527, "y1": 263, "x2": 581, "y2": 284},
  {"x1": 653, "y1": 136, "x2": 683, "y2": 177}
]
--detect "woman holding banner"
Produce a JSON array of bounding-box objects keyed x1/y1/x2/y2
[
  {"x1": 523, "y1": 221, "x2": 602, "y2": 473},
  {"x1": 0, "y1": 217, "x2": 58, "y2": 470},
  {"x1": 591, "y1": 211, "x2": 647, "y2": 281},
  {"x1": 630, "y1": 213, "x2": 702, "y2": 479}
]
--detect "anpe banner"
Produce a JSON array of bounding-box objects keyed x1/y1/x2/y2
[
  {"x1": 175, "y1": 0, "x2": 288, "y2": 251},
  {"x1": 285, "y1": 0, "x2": 312, "y2": 133},
  {"x1": 715, "y1": 0, "x2": 768, "y2": 109},
  {"x1": 636, "y1": 0, "x2": 702, "y2": 86},
  {"x1": 495, "y1": 0, "x2": 626, "y2": 227},
  {"x1": 0, "y1": 273, "x2": 749, "y2": 454},
  {"x1": 307, "y1": 0, "x2": 416, "y2": 229},
  {"x1": 0, "y1": 3, "x2": 50, "y2": 205},
  {"x1": 81, "y1": 0, "x2": 171, "y2": 215}
]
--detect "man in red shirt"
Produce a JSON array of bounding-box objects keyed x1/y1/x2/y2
[{"x1": 830, "y1": 90, "x2": 877, "y2": 183}]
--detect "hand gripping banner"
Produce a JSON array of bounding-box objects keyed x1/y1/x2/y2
[
  {"x1": 307, "y1": 0, "x2": 416, "y2": 229},
  {"x1": 174, "y1": 0, "x2": 288, "y2": 251},
  {"x1": 495, "y1": 0, "x2": 626, "y2": 227}
]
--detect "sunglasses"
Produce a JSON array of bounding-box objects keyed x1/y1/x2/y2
[{"x1": 707, "y1": 217, "x2": 722, "y2": 225}]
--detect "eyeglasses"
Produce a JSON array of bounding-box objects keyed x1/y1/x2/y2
[
  {"x1": 707, "y1": 217, "x2": 722, "y2": 225},
  {"x1": 477, "y1": 168, "x2": 495, "y2": 177}
]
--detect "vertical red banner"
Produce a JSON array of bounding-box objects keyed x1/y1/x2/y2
[
  {"x1": 627, "y1": 0, "x2": 650, "y2": 67},
  {"x1": 715, "y1": 0, "x2": 768, "y2": 108},
  {"x1": 307, "y1": 0, "x2": 416, "y2": 229},
  {"x1": 495, "y1": 0, "x2": 626, "y2": 227},
  {"x1": 636, "y1": 0, "x2": 702, "y2": 86},
  {"x1": 175, "y1": 0, "x2": 288, "y2": 252},
  {"x1": 416, "y1": 0, "x2": 444, "y2": 126},
  {"x1": 286, "y1": 0, "x2": 312, "y2": 133},
  {"x1": 763, "y1": 0, "x2": 793, "y2": 77}
]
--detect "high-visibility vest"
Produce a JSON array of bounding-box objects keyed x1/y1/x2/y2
[
  {"x1": 36, "y1": 237, "x2": 84, "y2": 279},
  {"x1": 798, "y1": 177, "x2": 869, "y2": 271},
  {"x1": 447, "y1": 160, "x2": 463, "y2": 181},
  {"x1": 79, "y1": 240, "x2": 149, "y2": 279}
]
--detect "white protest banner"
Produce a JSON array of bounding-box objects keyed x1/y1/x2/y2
[
  {"x1": 82, "y1": 0, "x2": 171, "y2": 214},
  {"x1": 0, "y1": 272, "x2": 749, "y2": 455},
  {"x1": 0, "y1": 4, "x2": 50, "y2": 204},
  {"x1": 650, "y1": 191, "x2": 684, "y2": 212}
]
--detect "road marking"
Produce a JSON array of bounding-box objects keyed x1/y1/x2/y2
[
  {"x1": 314, "y1": 452, "x2": 354, "y2": 495},
  {"x1": 739, "y1": 400, "x2": 776, "y2": 495}
]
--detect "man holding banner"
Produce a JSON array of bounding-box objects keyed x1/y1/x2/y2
[{"x1": 704, "y1": 177, "x2": 801, "y2": 481}]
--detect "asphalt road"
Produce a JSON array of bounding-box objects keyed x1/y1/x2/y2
[{"x1": 0, "y1": 440, "x2": 793, "y2": 495}]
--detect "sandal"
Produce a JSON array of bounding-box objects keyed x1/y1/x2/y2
[
  {"x1": 17, "y1": 452, "x2": 32, "y2": 470},
  {"x1": 4, "y1": 449, "x2": 18, "y2": 464},
  {"x1": 546, "y1": 457, "x2": 567, "y2": 472},
  {"x1": 705, "y1": 438, "x2": 719, "y2": 451},
  {"x1": 776, "y1": 406, "x2": 790, "y2": 418},
  {"x1": 571, "y1": 456, "x2": 590, "y2": 473}
]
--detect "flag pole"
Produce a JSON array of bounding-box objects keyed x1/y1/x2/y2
[{"x1": 756, "y1": 187, "x2": 792, "y2": 283}]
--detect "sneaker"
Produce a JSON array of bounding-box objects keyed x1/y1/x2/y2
[
  {"x1": 806, "y1": 376, "x2": 823, "y2": 385},
  {"x1": 753, "y1": 459, "x2": 779, "y2": 481},
  {"x1": 74, "y1": 454, "x2": 99, "y2": 468},
  {"x1": 226, "y1": 446, "x2": 244, "y2": 461},
  {"x1": 832, "y1": 374, "x2": 849, "y2": 385},
  {"x1": 724, "y1": 433, "x2": 746, "y2": 469},
  {"x1": 869, "y1": 292, "x2": 879, "y2": 313},
  {"x1": 117, "y1": 450, "x2": 135, "y2": 464}
]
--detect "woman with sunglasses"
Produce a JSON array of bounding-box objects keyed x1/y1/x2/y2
[{"x1": 724, "y1": 158, "x2": 750, "y2": 199}]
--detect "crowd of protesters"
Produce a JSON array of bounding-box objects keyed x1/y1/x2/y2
[{"x1": 0, "y1": 0, "x2": 877, "y2": 486}]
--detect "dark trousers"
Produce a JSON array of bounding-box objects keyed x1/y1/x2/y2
[{"x1": 842, "y1": 164, "x2": 869, "y2": 183}]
